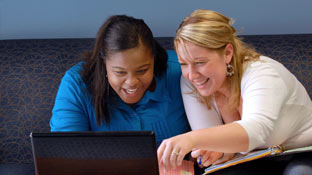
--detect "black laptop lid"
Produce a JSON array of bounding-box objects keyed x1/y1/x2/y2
[{"x1": 30, "y1": 131, "x2": 159, "y2": 175}]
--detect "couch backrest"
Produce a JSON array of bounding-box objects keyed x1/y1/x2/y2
[
  {"x1": 0, "y1": 39, "x2": 91, "y2": 163},
  {"x1": 242, "y1": 34, "x2": 312, "y2": 97},
  {"x1": 0, "y1": 35, "x2": 311, "y2": 164}
]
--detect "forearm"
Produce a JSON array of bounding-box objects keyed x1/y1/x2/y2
[{"x1": 188, "y1": 123, "x2": 249, "y2": 153}]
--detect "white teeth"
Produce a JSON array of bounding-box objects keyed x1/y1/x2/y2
[
  {"x1": 195, "y1": 79, "x2": 208, "y2": 86},
  {"x1": 126, "y1": 88, "x2": 138, "y2": 94}
]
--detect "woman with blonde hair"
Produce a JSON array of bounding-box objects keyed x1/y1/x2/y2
[{"x1": 158, "y1": 9, "x2": 312, "y2": 174}]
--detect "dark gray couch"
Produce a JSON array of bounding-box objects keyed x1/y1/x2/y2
[{"x1": 0, "y1": 35, "x2": 311, "y2": 175}]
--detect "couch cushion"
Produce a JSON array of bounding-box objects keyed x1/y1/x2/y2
[
  {"x1": 0, "y1": 163, "x2": 35, "y2": 175},
  {"x1": 0, "y1": 39, "x2": 94, "y2": 164}
]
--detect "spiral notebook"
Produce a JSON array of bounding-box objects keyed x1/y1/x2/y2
[{"x1": 204, "y1": 145, "x2": 312, "y2": 174}]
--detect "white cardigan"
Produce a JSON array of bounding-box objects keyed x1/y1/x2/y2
[{"x1": 181, "y1": 56, "x2": 312, "y2": 152}]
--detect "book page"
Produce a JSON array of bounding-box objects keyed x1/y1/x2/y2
[
  {"x1": 283, "y1": 145, "x2": 312, "y2": 154},
  {"x1": 159, "y1": 160, "x2": 194, "y2": 175}
]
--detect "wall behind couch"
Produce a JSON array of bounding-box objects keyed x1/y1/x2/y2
[{"x1": 0, "y1": 0, "x2": 311, "y2": 40}]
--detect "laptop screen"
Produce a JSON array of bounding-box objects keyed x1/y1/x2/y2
[{"x1": 30, "y1": 131, "x2": 159, "y2": 175}]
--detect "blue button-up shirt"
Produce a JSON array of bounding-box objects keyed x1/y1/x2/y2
[{"x1": 50, "y1": 50, "x2": 190, "y2": 146}]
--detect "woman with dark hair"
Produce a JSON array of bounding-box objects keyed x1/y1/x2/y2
[{"x1": 50, "y1": 15, "x2": 190, "y2": 146}]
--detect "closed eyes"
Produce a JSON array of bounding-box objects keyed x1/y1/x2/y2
[{"x1": 114, "y1": 68, "x2": 149, "y2": 75}]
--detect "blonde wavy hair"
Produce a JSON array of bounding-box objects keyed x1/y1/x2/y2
[{"x1": 175, "y1": 9, "x2": 260, "y2": 111}]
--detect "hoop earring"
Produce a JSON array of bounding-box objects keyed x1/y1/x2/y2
[{"x1": 226, "y1": 64, "x2": 234, "y2": 77}]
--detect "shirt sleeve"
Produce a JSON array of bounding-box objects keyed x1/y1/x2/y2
[
  {"x1": 180, "y1": 76, "x2": 223, "y2": 130},
  {"x1": 235, "y1": 62, "x2": 288, "y2": 152},
  {"x1": 50, "y1": 67, "x2": 90, "y2": 131}
]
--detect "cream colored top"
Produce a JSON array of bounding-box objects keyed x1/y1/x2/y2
[{"x1": 181, "y1": 56, "x2": 312, "y2": 152}]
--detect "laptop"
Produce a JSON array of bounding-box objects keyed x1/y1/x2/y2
[{"x1": 30, "y1": 131, "x2": 159, "y2": 175}]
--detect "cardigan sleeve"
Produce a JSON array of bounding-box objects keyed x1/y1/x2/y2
[
  {"x1": 235, "y1": 61, "x2": 288, "y2": 152},
  {"x1": 180, "y1": 76, "x2": 223, "y2": 130}
]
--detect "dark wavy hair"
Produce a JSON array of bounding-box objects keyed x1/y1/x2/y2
[{"x1": 81, "y1": 15, "x2": 168, "y2": 125}]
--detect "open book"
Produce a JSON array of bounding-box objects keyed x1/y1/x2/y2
[{"x1": 204, "y1": 145, "x2": 312, "y2": 174}]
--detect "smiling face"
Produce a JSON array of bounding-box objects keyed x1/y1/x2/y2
[
  {"x1": 177, "y1": 41, "x2": 233, "y2": 97},
  {"x1": 106, "y1": 43, "x2": 154, "y2": 104}
]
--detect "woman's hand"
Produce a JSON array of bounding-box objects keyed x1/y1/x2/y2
[
  {"x1": 157, "y1": 133, "x2": 194, "y2": 170},
  {"x1": 214, "y1": 153, "x2": 235, "y2": 164},
  {"x1": 191, "y1": 149, "x2": 223, "y2": 167},
  {"x1": 192, "y1": 149, "x2": 235, "y2": 167}
]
